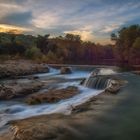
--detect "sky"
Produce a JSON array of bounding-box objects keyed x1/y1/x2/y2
[{"x1": 0, "y1": 0, "x2": 140, "y2": 44}]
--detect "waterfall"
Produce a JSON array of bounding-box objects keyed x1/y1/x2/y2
[{"x1": 84, "y1": 76, "x2": 111, "y2": 90}]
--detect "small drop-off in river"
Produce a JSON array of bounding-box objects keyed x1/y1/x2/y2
[{"x1": 0, "y1": 63, "x2": 140, "y2": 140}]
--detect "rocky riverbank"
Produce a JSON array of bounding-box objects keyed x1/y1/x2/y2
[
  {"x1": 0, "y1": 60, "x2": 49, "y2": 79},
  {"x1": 1, "y1": 90, "x2": 120, "y2": 140}
]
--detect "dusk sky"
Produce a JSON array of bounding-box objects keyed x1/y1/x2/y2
[{"x1": 0, "y1": 0, "x2": 140, "y2": 44}]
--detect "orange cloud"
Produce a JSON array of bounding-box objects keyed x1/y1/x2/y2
[{"x1": 0, "y1": 24, "x2": 32, "y2": 34}]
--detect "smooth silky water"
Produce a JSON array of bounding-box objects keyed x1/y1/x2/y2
[
  {"x1": 0, "y1": 66, "x2": 140, "y2": 140},
  {"x1": 0, "y1": 66, "x2": 101, "y2": 130},
  {"x1": 61, "y1": 72, "x2": 140, "y2": 140}
]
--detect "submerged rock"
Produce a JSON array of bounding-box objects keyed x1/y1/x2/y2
[
  {"x1": 26, "y1": 86, "x2": 79, "y2": 105},
  {"x1": 60, "y1": 67, "x2": 72, "y2": 74}
]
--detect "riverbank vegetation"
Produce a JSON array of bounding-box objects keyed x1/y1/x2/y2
[{"x1": 0, "y1": 25, "x2": 140, "y2": 69}]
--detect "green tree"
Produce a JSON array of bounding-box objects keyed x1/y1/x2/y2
[{"x1": 25, "y1": 46, "x2": 42, "y2": 59}]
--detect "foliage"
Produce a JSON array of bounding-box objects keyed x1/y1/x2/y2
[
  {"x1": 111, "y1": 25, "x2": 140, "y2": 67},
  {"x1": 133, "y1": 37, "x2": 140, "y2": 49},
  {"x1": 25, "y1": 46, "x2": 42, "y2": 59}
]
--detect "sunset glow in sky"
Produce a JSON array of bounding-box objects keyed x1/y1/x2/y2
[{"x1": 0, "y1": 0, "x2": 140, "y2": 44}]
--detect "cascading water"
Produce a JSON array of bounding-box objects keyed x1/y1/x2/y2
[
  {"x1": 83, "y1": 68, "x2": 117, "y2": 90},
  {"x1": 84, "y1": 76, "x2": 111, "y2": 90}
]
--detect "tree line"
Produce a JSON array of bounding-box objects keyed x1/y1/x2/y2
[
  {"x1": 0, "y1": 32, "x2": 115, "y2": 65},
  {"x1": 0, "y1": 24, "x2": 139, "y2": 68}
]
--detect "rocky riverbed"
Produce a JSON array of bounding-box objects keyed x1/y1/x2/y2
[
  {"x1": 1, "y1": 91, "x2": 123, "y2": 140},
  {"x1": 0, "y1": 64, "x2": 129, "y2": 140}
]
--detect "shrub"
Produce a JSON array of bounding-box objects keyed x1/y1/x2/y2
[{"x1": 25, "y1": 46, "x2": 42, "y2": 59}]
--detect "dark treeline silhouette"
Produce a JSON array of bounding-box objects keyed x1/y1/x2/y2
[{"x1": 0, "y1": 25, "x2": 140, "y2": 69}]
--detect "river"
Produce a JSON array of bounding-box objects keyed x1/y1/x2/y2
[{"x1": 0, "y1": 66, "x2": 140, "y2": 140}]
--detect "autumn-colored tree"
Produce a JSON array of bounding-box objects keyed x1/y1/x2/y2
[{"x1": 111, "y1": 25, "x2": 140, "y2": 67}]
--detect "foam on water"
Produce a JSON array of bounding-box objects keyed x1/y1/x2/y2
[
  {"x1": 33, "y1": 66, "x2": 59, "y2": 78},
  {"x1": 55, "y1": 71, "x2": 90, "y2": 79},
  {"x1": 98, "y1": 68, "x2": 116, "y2": 75}
]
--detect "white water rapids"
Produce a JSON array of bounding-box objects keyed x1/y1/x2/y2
[{"x1": 0, "y1": 67, "x2": 116, "y2": 129}]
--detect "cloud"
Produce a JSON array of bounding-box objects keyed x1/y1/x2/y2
[
  {"x1": 0, "y1": 0, "x2": 140, "y2": 44},
  {"x1": 31, "y1": 12, "x2": 59, "y2": 29},
  {"x1": 101, "y1": 24, "x2": 123, "y2": 33},
  {"x1": 0, "y1": 24, "x2": 32, "y2": 34},
  {"x1": 0, "y1": 11, "x2": 32, "y2": 26},
  {"x1": 0, "y1": 2, "x2": 26, "y2": 18}
]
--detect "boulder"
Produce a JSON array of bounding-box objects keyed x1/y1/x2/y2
[
  {"x1": 60, "y1": 67, "x2": 72, "y2": 74},
  {"x1": 105, "y1": 79, "x2": 127, "y2": 94},
  {"x1": 80, "y1": 78, "x2": 86, "y2": 85}
]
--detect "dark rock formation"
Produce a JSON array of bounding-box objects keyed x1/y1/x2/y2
[{"x1": 60, "y1": 67, "x2": 72, "y2": 74}]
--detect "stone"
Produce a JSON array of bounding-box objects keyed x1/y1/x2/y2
[{"x1": 60, "y1": 67, "x2": 72, "y2": 74}]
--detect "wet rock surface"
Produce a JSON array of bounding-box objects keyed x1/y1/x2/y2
[{"x1": 26, "y1": 86, "x2": 79, "y2": 105}]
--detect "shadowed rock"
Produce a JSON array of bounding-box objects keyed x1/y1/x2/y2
[{"x1": 60, "y1": 67, "x2": 72, "y2": 74}]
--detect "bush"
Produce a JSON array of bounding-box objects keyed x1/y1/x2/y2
[{"x1": 25, "y1": 46, "x2": 42, "y2": 59}]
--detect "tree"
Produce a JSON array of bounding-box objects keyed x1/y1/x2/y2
[
  {"x1": 25, "y1": 46, "x2": 42, "y2": 59},
  {"x1": 65, "y1": 34, "x2": 81, "y2": 42},
  {"x1": 131, "y1": 37, "x2": 140, "y2": 64},
  {"x1": 111, "y1": 25, "x2": 140, "y2": 67},
  {"x1": 36, "y1": 34, "x2": 50, "y2": 53}
]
